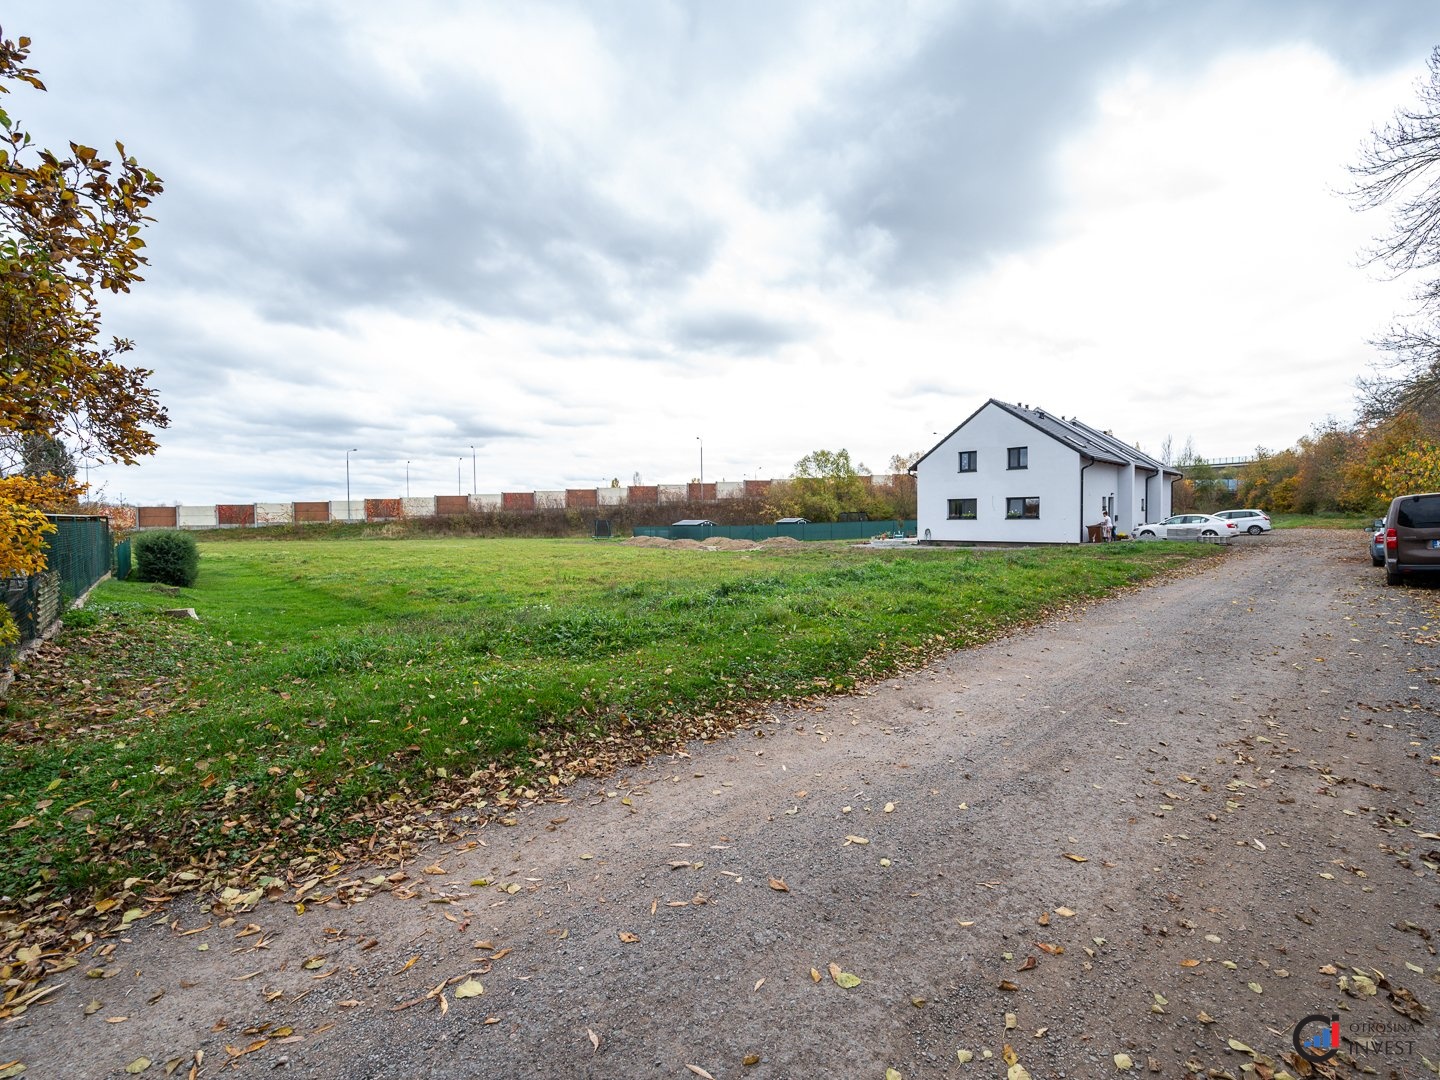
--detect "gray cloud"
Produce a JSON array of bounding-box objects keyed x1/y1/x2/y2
[{"x1": 670, "y1": 310, "x2": 810, "y2": 354}]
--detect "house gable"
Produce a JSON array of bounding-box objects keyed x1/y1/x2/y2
[{"x1": 914, "y1": 399, "x2": 1179, "y2": 545}]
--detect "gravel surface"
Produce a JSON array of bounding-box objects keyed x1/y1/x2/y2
[{"x1": 4, "y1": 529, "x2": 1438, "y2": 1079}]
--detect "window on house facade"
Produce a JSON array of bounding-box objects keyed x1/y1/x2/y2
[
  {"x1": 1006, "y1": 497, "x2": 1040, "y2": 519},
  {"x1": 947, "y1": 498, "x2": 976, "y2": 520},
  {"x1": 957, "y1": 450, "x2": 976, "y2": 473},
  {"x1": 1007, "y1": 446, "x2": 1028, "y2": 469}
]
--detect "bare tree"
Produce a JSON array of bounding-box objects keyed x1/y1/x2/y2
[{"x1": 1349, "y1": 48, "x2": 1440, "y2": 425}]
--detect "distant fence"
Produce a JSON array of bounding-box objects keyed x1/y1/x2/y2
[
  {"x1": 2, "y1": 515, "x2": 117, "y2": 666},
  {"x1": 635, "y1": 520, "x2": 918, "y2": 542},
  {"x1": 133, "y1": 475, "x2": 915, "y2": 530}
]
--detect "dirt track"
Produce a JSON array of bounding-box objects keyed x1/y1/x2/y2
[{"x1": 4, "y1": 529, "x2": 1439, "y2": 1079}]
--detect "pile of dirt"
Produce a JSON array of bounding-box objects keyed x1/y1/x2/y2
[{"x1": 620, "y1": 535, "x2": 765, "y2": 551}]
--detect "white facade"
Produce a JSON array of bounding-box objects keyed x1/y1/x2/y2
[{"x1": 914, "y1": 400, "x2": 1178, "y2": 545}]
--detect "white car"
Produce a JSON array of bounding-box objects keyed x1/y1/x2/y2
[
  {"x1": 1132, "y1": 513, "x2": 1240, "y2": 539},
  {"x1": 1212, "y1": 509, "x2": 1272, "y2": 534}
]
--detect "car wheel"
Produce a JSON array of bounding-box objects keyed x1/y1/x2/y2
[
  {"x1": 1138, "y1": 529, "x2": 1154, "y2": 537},
  {"x1": 1247, "y1": 524, "x2": 1262, "y2": 534},
  {"x1": 1201, "y1": 529, "x2": 1218, "y2": 537},
  {"x1": 1386, "y1": 566, "x2": 1403, "y2": 586},
  {"x1": 1372, "y1": 556, "x2": 1385, "y2": 567}
]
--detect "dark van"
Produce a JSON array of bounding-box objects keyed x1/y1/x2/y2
[{"x1": 1383, "y1": 492, "x2": 1440, "y2": 586}]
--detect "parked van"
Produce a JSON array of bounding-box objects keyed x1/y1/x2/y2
[{"x1": 1383, "y1": 492, "x2": 1440, "y2": 586}]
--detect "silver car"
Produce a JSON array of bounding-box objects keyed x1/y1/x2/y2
[{"x1": 1133, "y1": 513, "x2": 1240, "y2": 539}]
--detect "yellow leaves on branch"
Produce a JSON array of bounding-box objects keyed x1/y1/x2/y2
[{"x1": 0, "y1": 473, "x2": 81, "y2": 579}]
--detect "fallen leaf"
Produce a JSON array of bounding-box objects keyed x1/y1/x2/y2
[
  {"x1": 810, "y1": 968, "x2": 822, "y2": 983},
  {"x1": 998, "y1": 980, "x2": 1020, "y2": 992},
  {"x1": 1180, "y1": 959, "x2": 1201, "y2": 968},
  {"x1": 1248, "y1": 982, "x2": 1263, "y2": 994},
  {"x1": 1062, "y1": 853, "x2": 1089, "y2": 863},
  {"x1": 1197, "y1": 1011, "x2": 1215, "y2": 1024},
  {"x1": 618, "y1": 932, "x2": 639, "y2": 944},
  {"x1": 684, "y1": 1066, "x2": 716, "y2": 1080},
  {"x1": 1035, "y1": 942, "x2": 1063, "y2": 955},
  {"x1": 126, "y1": 1060, "x2": 152, "y2": 1074},
  {"x1": 1228, "y1": 1039, "x2": 1254, "y2": 1054},
  {"x1": 957, "y1": 1049, "x2": 974, "y2": 1063},
  {"x1": 1054, "y1": 907, "x2": 1076, "y2": 917},
  {"x1": 587, "y1": 1028, "x2": 599, "y2": 1052},
  {"x1": 753, "y1": 979, "x2": 765, "y2": 992},
  {"x1": 886, "y1": 1071, "x2": 902, "y2": 1080},
  {"x1": 454, "y1": 979, "x2": 484, "y2": 999},
  {"x1": 827, "y1": 962, "x2": 862, "y2": 988},
  {"x1": 844, "y1": 835, "x2": 870, "y2": 845},
  {"x1": 768, "y1": 877, "x2": 789, "y2": 893},
  {"x1": 1115, "y1": 1053, "x2": 1134, "y2": 1071},
  {"x1": 1017, "y1": 956, "x2": 1037, "y2": 972},
  {"x1": 1005, "y1": 1013, "x2": 1018, "y2": 1030},
  {"x1": 743, "y1": 1054, "x2": 759, "y2": 1067}
]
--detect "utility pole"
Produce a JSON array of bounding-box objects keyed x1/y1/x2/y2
[
  {"x1": 406, "y1": 460, "x2": 410, "y2": 499},
  {"x1": 697, "y1": 436, "x2": 703, "y2": 492},
  {"x1": 471, "y1": 445, "x2": 476, "y2": 495},
  {"x1": 345, "y1": 448, "x2": 358, "y2": 521}
]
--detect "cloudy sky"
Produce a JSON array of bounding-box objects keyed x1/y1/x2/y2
[{"x1": 8, "y1": 1, "x2": 1438, "y2": 504}]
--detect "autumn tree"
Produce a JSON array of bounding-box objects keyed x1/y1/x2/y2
[
  {"x1": 0, "y1": 29, "x2": 165, "y2": 639},
  {"x1": 1349, "y1": 48, "x2": 1440, "y2": 427},
  {"x1": 766, "y1": 449, "x2": 877, "y2": 522}
]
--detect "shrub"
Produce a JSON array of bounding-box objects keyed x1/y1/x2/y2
[{"x1": 133, "y1": 530, "x2": 200, "y2": 587}]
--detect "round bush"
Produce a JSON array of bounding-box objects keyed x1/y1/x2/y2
[{"x1": 133, "y1": 530, "x2": 200, "y2": 588}]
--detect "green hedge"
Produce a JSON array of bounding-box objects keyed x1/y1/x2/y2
[{"x1": 132, "y1": 530, "x2": 200, "y2": 587}]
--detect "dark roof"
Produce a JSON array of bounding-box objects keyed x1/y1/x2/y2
[{"x1": 910, "y1": 399, "x2": 1183, "y2": 475}]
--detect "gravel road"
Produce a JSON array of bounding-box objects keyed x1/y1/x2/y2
[{"x1": 5, "y1": 529, "x2": 1439, "y2": 1079}]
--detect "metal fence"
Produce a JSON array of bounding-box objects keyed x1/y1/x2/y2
[
  {"x1": 2, "y1": 515, "x2": 118, "y2": 666},
  {"x1": 45, "y1": 515, "x2": 114, "y2": 597},
  {"x1": 634, "y1": 520, "x2": 918, "y2": 542}
]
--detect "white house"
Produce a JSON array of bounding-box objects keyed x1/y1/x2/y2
[{"x1": 911, "y1": 399, "x2": 1183, "y2": 544}]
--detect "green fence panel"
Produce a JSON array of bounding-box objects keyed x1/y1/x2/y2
[
  {"x1": 114, "y1": 538, "x2": 132, "y2": 580},
  {"x1": 43, "y1": 515, "x2": 113, "y2": 599},
  {"x1": 632, "y1": 520, "x2": 917, "y2": 541}
]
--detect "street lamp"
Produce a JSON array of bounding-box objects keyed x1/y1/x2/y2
[
  {"x1": 697, "y1": 436, "x2": 703, "y2": 491},
  {"x1": 470, "y1": 445, "x2": 477, "y2": 495},
  {"x1": 345, "y1": 448, "x2": 358, "y2": 521},
  {"x1": 406, "y1": 460, "x2": 411, "y2": 499},
  {"x1": 458, "y1": 457, "x2": 463, "y2": 495}
]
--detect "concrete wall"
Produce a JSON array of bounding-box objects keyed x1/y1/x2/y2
[
  {"x1": 177, "y1": 505, "x2": 217, "y2": 529},
  {"x1": 139, "y1": 475, "x2": 913, "y2": 529}
]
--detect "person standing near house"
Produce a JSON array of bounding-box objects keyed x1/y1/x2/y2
[{"x1": 1101, "y1": 509, "x2": 1113, "y2": 542}]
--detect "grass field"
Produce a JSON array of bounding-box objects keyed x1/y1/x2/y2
[{"x1": 0, "y1": 536, "x2": 1224, "y2": 903}]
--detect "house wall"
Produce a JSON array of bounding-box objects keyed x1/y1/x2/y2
[
  {"x1": 1081, "y1": 463, "x2": 1122, "y2": 537},
  {"x1": 916, "y1": 402, "x2": 1083, "y2": 544}
]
